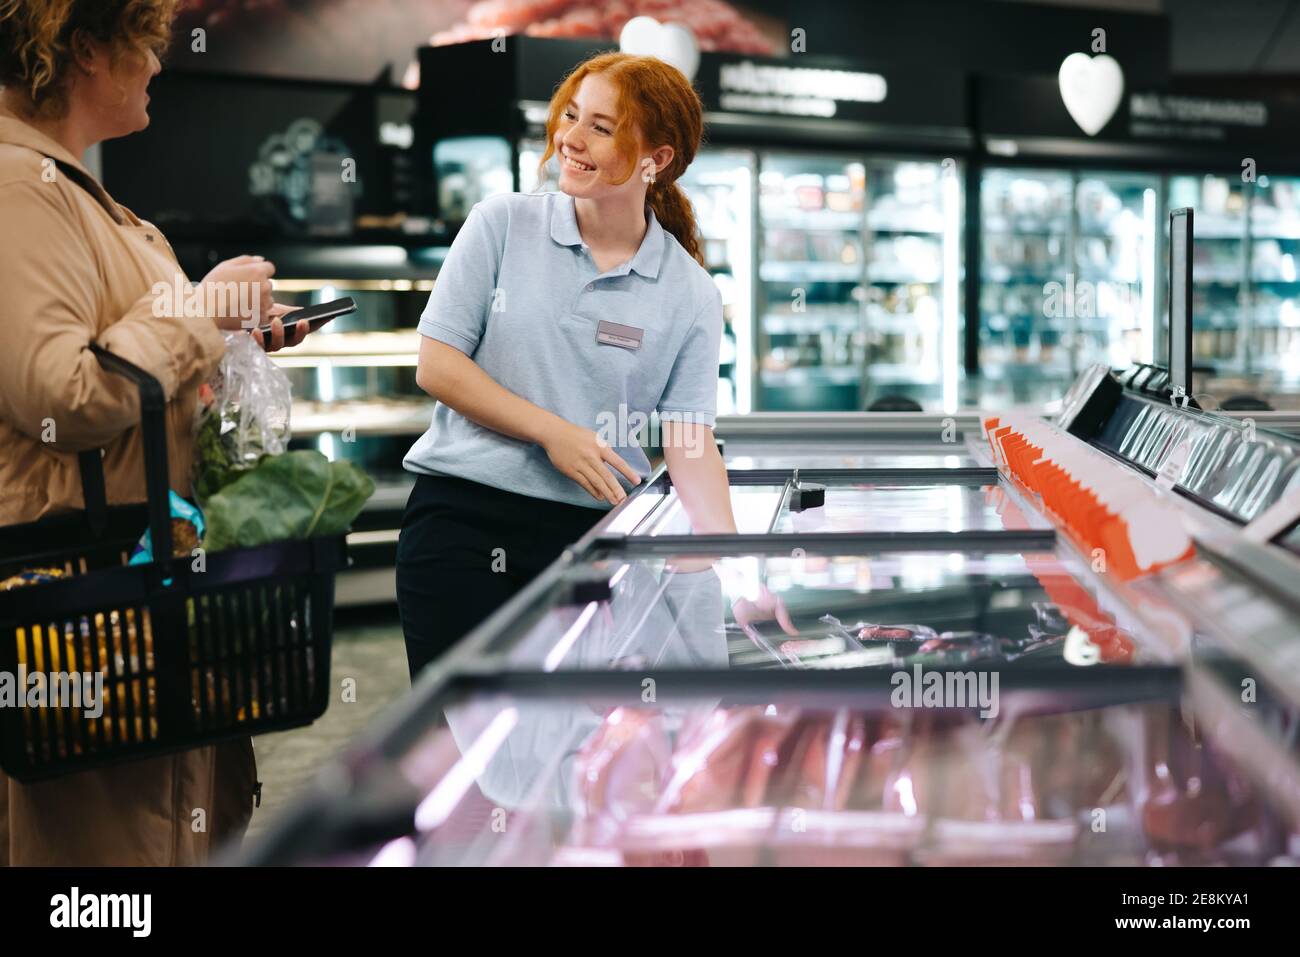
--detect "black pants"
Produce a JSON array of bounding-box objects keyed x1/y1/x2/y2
[{"x1": 395, "y1": 474, "x2": 602, "y2": 680}]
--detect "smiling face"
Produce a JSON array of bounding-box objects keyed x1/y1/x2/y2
[{"x1": 553, "y1": 72, "x2": 644, "y2": 200}]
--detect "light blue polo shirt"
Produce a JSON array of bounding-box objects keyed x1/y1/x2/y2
[{"x1": 403, "y1": 190, "x2": 723, "y2": 509}]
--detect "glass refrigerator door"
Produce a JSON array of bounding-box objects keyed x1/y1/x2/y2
[
  {"x1": 1074, "y1": 172, "x2": 1160, "y2": 374},
  {"x1": 980, "y1": 168, "x2": 1074, "y2": 405},
  {"x1": 1166, "y1": 174, "x2": 1249, "y2": 378},
  {"x1": 518, "y1": 137, "x2": 558, "y2": 193},
  {"x1": 677, "y1": 149, "x2": 756, "y2": 416},
  {"x1": 757, "y1": 153, "x2": 867, "y2": 411},
  {"x1": 1247, "y1": 175, "x2": 1300, "y2": 391},
  {"x1": 862, "y1": 159, "x2": 964, "y2": 412},
  {"x1": 433, "y1": 135, "x2": 515, "y2": 221}
]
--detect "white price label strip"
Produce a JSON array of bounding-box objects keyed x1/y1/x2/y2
[{"x1": 1155, "y1": 438, "x2": 1192, "y2": 492}]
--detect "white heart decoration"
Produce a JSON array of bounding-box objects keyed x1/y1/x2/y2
[
  {"x1": 1058, "y1": 52, "x2": 1124, "y2": 137},
  {"x1": 619, "y1": 16, "x2": 700, "y2": 82}
]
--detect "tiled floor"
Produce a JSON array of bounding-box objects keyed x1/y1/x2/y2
[{"x1": 242, "y1": 605, "x2": 411, "y2": 847}]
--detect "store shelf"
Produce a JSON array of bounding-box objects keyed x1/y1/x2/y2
[
  {"x1": 867, "y1": 219, "x2": 944, "y2": 235},
  {"x1": 981, "y1": 268, "x2": 1060, "y2": 282},
  {"x1": 867, "y1": 268, "x2": 941, "y2": 284},
  {"x1": 1250, "y1": 227, "x2": 1300, "y2": 240},
  {"x1": 981, "y1": 222, "x2": 1070, "y2": 235},
  {"x1": 270, "y1": 330, "x2": 422, "y2": 368},
  {"x1": 865, "y1": 309, "x2": 924, "y2": 332},
  {"x1": 762, "y1": 209, "x2": 862, "y2": 230},
  {"x1": 764, "y1": 312, "x2": 861, "y2": 333},
  {"x1": 292, "y1": 398, "x2": 433, "y2": 437},
  {"x1": 763, "y1": 365, "x2": 861, "y2": 386},
  {"x1": 272, "y1": 278, "x2": 435, "y2": 293},
  {"x1": 1189, "y1": 217, "x2": 1246, "y2": 238},
  {"x1": 868, "y1": 363, "x2": 941, "y2": 385},
  {"x1": 761, "y1": 261, "x2": 863, "y2": 283}
]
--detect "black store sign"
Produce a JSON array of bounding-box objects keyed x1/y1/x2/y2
[
  {"x1": 419, "y1": 39, "x2": 969, "y2": 152},
  {"x1": 704, "y1": 57, "x2": 891, "y2": 120},
  {"x1": 980, "y1": 72, "x2": 1300, "y2": 170},
  {"x1": 694, "y1": 53, "x2": 968, "y2": 150}
]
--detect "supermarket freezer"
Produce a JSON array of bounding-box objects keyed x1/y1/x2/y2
[
  {"x1": 246, "y1": 681, "x2": 1295, "y2": 867},
  {"x1": 237, "y1": 373, "x2": 1300, "y2": 866}
]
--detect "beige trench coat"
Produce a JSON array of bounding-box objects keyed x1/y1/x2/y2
[{"x1": 0, "y1": 105, "x2": 256, "y2": 865}]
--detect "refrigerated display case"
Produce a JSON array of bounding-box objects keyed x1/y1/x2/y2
[
  {"x1": 239, "y1": 371, "x2": 1300, "y2": 867},
  {"x1": 249, "y1": 682, "x2": 1299, "y2": 867},
  {"x1": 678, "y1": 150, "x2": 755, "y2": 416},
  {"x1": 1245, "y1": 175, "x2": 1300, "y2": 387},
  {"x1": 981, "y1": 168, "x2": 1159, "y2": 406},
  {"x1": 980, "y1": 167, "x2": 1072, "y2": 397},
  {"x1": 757, "y1": 153, "x2": 867, "y2": 412},
  {"x1": 864, "y1": 160, "x2": 964, "y2": 412},
  {"x1": 757, "y1": 154, "x2": 963, "y2": 413},
  {"x1": 1147, "y1": 173, "x2": 1300, "y2": 410},
  {"x1": 1074, "y1": 172, "x2": 1159, "y2": 374},
  {"x1": 1165, "y1": 174, "x2": 1249, "y2": 381},
  {"x1": 434, "y1": 135, "x2": 515, "y2": 219}
]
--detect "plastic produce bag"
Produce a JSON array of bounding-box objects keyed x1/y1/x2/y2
[{"x1": 193, "y1": 332, "x2": 292, "y2": 502}]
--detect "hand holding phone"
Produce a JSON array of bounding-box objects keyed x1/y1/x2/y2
[
  {"x1": 254, "y1": 297, "x2": 357, "y2": 351},
  {"x1": 253, "y1": 304, "x2": 306, "y2": 352}
]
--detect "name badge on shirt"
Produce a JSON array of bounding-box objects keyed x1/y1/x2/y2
[{"x1": 595, "y1": 319, "x2": 644, "y2": 351}]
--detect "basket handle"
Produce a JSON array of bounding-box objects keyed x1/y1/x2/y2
[{"x1": 81, "y1": 343, "x2": 174, "y2": 582}]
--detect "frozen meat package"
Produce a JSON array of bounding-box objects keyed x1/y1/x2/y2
[{"x1": 552, "y1": 701, "x2": 1282, "y2": 867}]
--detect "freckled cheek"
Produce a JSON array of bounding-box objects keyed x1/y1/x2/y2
[{"x1": 594, "y1": 149, "x2": 628, "y2": 179}]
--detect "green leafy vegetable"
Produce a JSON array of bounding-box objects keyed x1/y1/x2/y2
[
  {"x1": 201, "y1": 450, "x2": 375, "y2": 552},
  {"x1": 193, "y1": 408, "x2": 263, "y2": 502}
]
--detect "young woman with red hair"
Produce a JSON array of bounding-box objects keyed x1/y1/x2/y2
[{"x1": 399, "y1": 51, "x2": 790, "y2": 677}]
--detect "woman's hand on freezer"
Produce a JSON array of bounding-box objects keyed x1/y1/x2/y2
[
  {"x1": 540, "y1": 419, "x2": 640, "y2": 505},
  {"x1": 251, "y1": 303, "x2": 309, "y2": 353},
  {"x1": 198, "y1": 254, "x2": 276, "y2": 331}
]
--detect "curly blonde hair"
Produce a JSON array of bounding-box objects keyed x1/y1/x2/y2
[{"x1": 0, "y1": 0, "x2": 176, "y2": 117}]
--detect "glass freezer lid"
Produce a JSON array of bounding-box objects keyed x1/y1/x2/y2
[
  {"x1": 722, "y1": 439, "x2": 982, "y2": 471},
  {"x1": 604, "y1": 469, "x2": 1050, "y2": 538},
  {"x1": 280, "y1": 689, "x2": 1299, "y2": 868},
  {"x1": 770, "y1": 479, "x2": 1049, "y2": 535},
  {"x1": 473, "y1": 543, "x2": 1181, "y2": 675}
]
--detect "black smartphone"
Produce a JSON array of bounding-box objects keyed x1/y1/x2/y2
[{"x1": 257, "y1": 296, "x2": 357, "y2": 340}]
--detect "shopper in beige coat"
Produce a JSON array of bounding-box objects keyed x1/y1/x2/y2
[{"x1": 0, "y1": 0, "x2": 306, "y2": 865}]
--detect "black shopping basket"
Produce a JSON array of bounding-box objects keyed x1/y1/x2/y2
[{"x1": 0, "y1": 344, "x2": 348, "y2": 781}]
